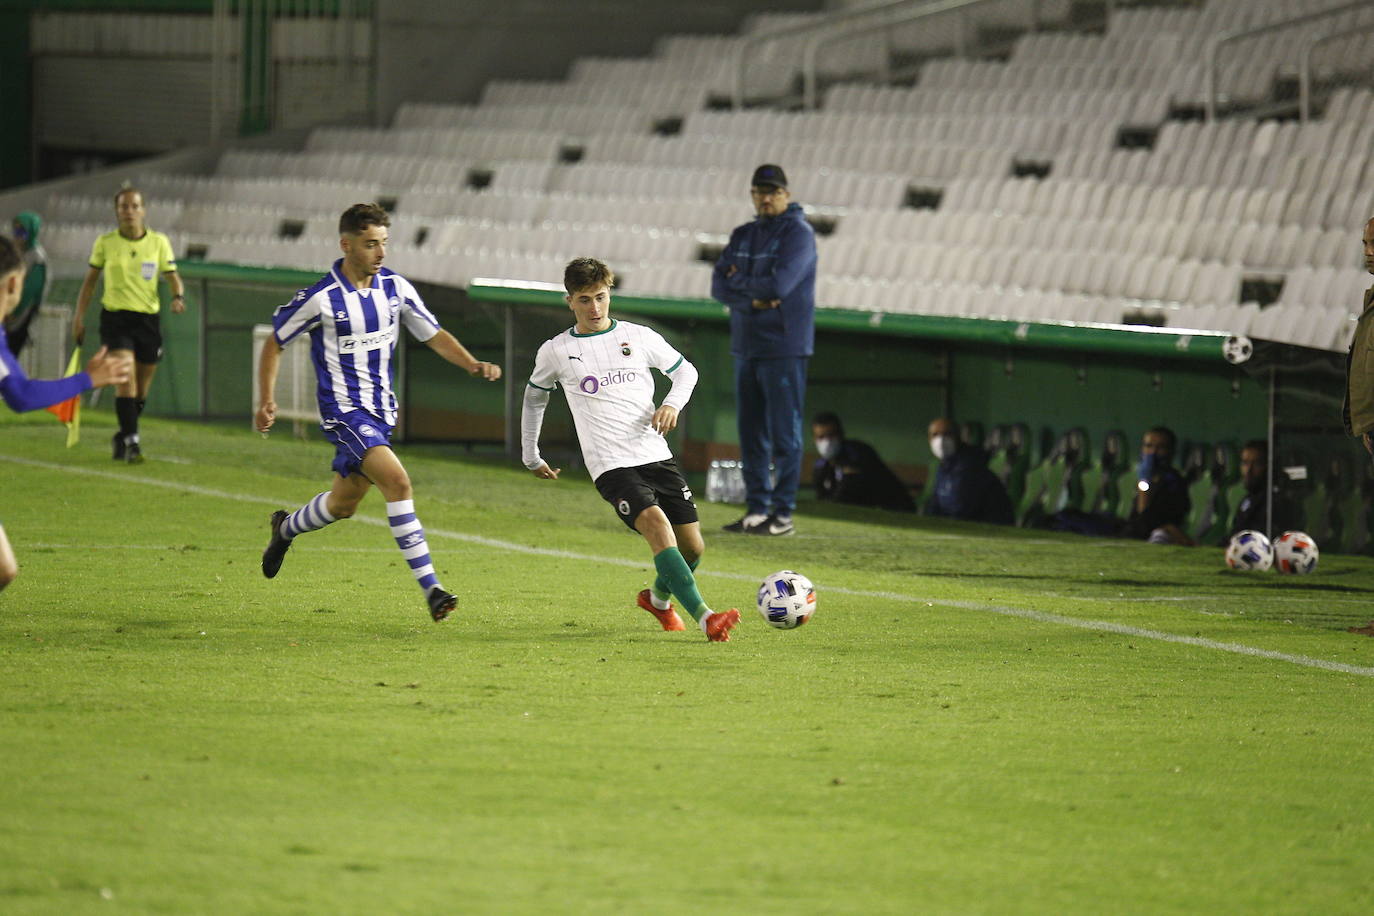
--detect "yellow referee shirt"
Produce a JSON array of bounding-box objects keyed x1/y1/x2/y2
[{"x1": 89, "y1": 229, "x2": 177, "y2": 314}]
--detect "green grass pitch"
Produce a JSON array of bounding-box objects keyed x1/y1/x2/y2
[{"x1": 3, "y1": 412, "x2": 1374, "y2": 914}]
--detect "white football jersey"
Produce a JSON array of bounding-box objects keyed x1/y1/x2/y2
[{"x1": 528, "y1": 319, "x2": 691, "y2": 480}]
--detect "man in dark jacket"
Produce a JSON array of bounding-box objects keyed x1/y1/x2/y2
[
  {"x1": 712, "y1": 164, "x2": 817, "y2": 537},
  {"x1": 1125, "y1": 426, "x2": 1192, "y2": 544},
  {"x1": 1343, "y1": 216, "x2": 1374, "y2": 464},
  {"x1": 1227, "y1": 439, "x2": 1298, "y2": 541},
  {"x1": 812, "y1": 412, "x2": 915, "y2": 512},
  {"x1": 924, "y1": 417, "x2": 1013, "y2": 524}
]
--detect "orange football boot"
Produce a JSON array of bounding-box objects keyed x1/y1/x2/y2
[{"x1": 637, "y1": 588, "x2": 686, "y2": 631}]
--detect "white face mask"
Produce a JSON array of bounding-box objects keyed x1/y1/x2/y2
[
  {"x1": 930, "y1": 434, "x2": 956, "y2": 460},
  {"x1": 816, "y1": 437, "x2": 840, "y2": 461}
]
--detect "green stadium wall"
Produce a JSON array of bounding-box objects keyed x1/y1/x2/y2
[{"x1": 64, "y1": 264, "x2": 1275, "y2": 483}]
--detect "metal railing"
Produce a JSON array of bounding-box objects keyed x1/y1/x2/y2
[
  {"x1": 1204, "y1": 0, "x2": 1374, "y2": 121},
  {"x1": 211, "y1": 0, "x2": 376, "y2": 139},
  {"x1": 800, "y1": 0, "x2": 1052, "y2": 110},
  {"x1": 734, "y1": 0, "x2": 927, "y2": 108},
  {"x1": 1299, "y1": 21, "x2": 1374, "y2": 121},
  {"x1": 737, "y1": 0, "x2": 1118, "y2": 110}
]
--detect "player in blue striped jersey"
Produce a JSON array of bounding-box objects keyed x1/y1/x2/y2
[{"x1": 254, "y1": 203, "x2": 501, "y2": 621}]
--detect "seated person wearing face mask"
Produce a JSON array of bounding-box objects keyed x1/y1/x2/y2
[
  {"x1": 1126, "y1": 425, "x2": 1192, "y2": 545},
  {"x1": 812, "y1": 412, "x2": 915, "y2": 512},
  {"x1": 924, "y1": 417, "x2": 1014, "y2": 525}
]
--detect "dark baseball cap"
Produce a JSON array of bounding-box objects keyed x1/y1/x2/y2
[{"x1": 750, "y1": 164, "x2": 788, "y2": 190}]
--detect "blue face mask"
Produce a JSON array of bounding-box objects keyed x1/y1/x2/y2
[{"x1": 1137, "y1": 452, "x2": 1159, "y2": 481}]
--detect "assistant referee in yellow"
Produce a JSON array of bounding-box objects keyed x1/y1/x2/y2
[{"x1": 73, "y1": 186, "x2": 184, "y2": 463}]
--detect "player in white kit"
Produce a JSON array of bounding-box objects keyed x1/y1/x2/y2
[{"x1": 521, "y1": 258, "x2": 740, "y2": 641}]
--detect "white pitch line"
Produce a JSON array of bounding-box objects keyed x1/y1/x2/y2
[
  {"x1": 6, "y1": 453, "x2": 1374, "y2": 679},
  {"x1": 29, "y1": 542, "x2": 391, "y2": 553},
  {"x1": 1056, "y1": 593, "x2": 1374, "y2": 607}
]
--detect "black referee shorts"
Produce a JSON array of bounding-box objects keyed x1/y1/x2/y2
[
  {"x1": 594, "y1": 460, "x2": 699, "y2": 531},
  {"x1": 100, "y1": 309, "x2": 163, "y2": 364}
]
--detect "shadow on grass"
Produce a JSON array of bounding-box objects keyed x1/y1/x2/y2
[
  {"x1": 1090, "y1": 574, "x2": 1374, "y2": 596},
  {"x1": 788, "y1": 498, "x2": 1043, "y2": 538},
  {"x1": 918, "y1": 571, "x2": 1061, "y2": 581}
]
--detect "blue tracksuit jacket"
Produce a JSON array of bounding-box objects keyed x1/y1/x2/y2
[{"x1": 710, "y1": 202, "x2": 817, "y2": 359}]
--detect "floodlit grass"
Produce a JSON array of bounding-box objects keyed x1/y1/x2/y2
[{"x1": 2, "y1": 412, "x2": 1374, "y2": 914}]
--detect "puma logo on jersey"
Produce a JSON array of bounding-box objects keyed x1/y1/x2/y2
[{"x1": 569, "y1": 355, "x2": 583, "y2": 361}]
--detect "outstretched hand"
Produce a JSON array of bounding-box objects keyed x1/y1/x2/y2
[
  {"x1": 469, "y1": 360, "x2": 502, "y2": 381},
  {"x1": 85, "y1": 347, "x2": 131, "y2": 388}
]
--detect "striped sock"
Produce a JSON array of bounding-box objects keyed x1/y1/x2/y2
[
  {"x1": 387, "y1": 499, "x2": 439, "y2": 593},
  {"x1": 282, "y1": 492, "x2": 337, "y2": 539}
]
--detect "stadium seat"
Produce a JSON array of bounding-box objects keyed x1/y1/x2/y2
[
  {"x1": 1079, "y1": 430, "x2": 1126, "y2": 517},
  {"x1": 986, "y1": 423, "x2": 1033, "y2": 517},
  {"x1": 1019, "y1": 428, "x2": 1080, "y2": 527}
]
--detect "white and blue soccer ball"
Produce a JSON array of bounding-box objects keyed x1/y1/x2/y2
[
  {"x1": 1274, "y1": 530, "x2": 1319, "y2": 575},
  {"x1": 1225, "y1": 530, "x2": 1273, "y2": 571},
  {"x1": 757, "y1": 570, "x2": 816, "y2": 629}
]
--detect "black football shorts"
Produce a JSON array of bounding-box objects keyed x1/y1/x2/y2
[{"x1": 593, "y1": 460, "x2": 699, "y2": 531}]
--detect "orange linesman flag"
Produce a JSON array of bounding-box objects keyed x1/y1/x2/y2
[{"x1": 44, "y1": 347, "x2": 82, "y2": 447}]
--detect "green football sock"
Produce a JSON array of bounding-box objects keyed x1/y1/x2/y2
[
  {"x1": 653, "y1": 548, "x2": 710, "y2": 622},
  {"x1": 652, "y1": 555, "x2": 699, "y2": 603}
]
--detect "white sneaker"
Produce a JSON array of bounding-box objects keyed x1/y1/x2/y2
[
  {"x1": 750, "y1": 515, "x2": 794, "y2": 536},
  {"x1": 723, "y1": 512, "x2": 769, "y2": 533}
]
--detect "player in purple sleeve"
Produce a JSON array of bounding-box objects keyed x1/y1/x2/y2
[{"x1": 0, "y1": 234, "x2": 130, "y2": 593}]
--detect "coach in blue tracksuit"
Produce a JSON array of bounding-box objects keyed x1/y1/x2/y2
[{"x1": 712, "y1": 164, "x2": 817, "y2": 537}]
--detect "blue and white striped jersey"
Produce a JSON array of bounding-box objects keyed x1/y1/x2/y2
[{"x1": 271, "y1": 259, "x2": 440, "y2": 426}]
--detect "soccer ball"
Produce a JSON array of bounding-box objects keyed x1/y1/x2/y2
[
  {"x1": 1273, "y1": 531, "x2": 1319, "y2": 575},
  {"x1": 757, "y1": 570, "x2": 816, "y2": 629},
  {"x1": 1225, "y1": 530, "x2": 1273, "y2": 571},
  {"x1": 1222, "y1": 335, "x2": 1253, "y2": 365}
]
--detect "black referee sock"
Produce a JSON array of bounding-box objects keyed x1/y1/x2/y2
[
  {"x1": 115, "y1": 397, "x2": 139, "y2": 439},
  {"x1": 135, "y1": 399, "x2": 146, "y2": 416}
]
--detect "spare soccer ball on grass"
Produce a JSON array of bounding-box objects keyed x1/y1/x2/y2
[
  {"x1": 1273, "y1": 530, "x2": 1319, "y2": 575},
  {"x1": 757, "y1": 570, "x2": 816, "y2": 629},
  {"x1": 1225, "y1": 530, "x2": 1273, "y2": 571}
]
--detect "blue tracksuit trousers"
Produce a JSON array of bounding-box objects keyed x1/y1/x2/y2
[{"x1": 735, "y1": 355, "x2": 808, "y2": 518}]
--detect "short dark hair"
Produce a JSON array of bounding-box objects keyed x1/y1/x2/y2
[
  {"x1": 1241, "y1": 439, "x2": 1267, "y2": 457},
  {"x1": 812, "y1": 411, "x2": 844, "y2": 437},
  {"x1": 339, "y1": 202, "x2": 391, "y2": 236},
  {"x1": 0, "y1": 234, "x2": 21, "y2": 277},
  {"x1": 114, "y1": 186, "x2": 143, "y2": 206},
  {"x1": 1147, "y1": 426, "x2": 1177, "y2": 454},
  {"x1": 564, "y1": 257, "x2": 614, "y2": 294}
]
